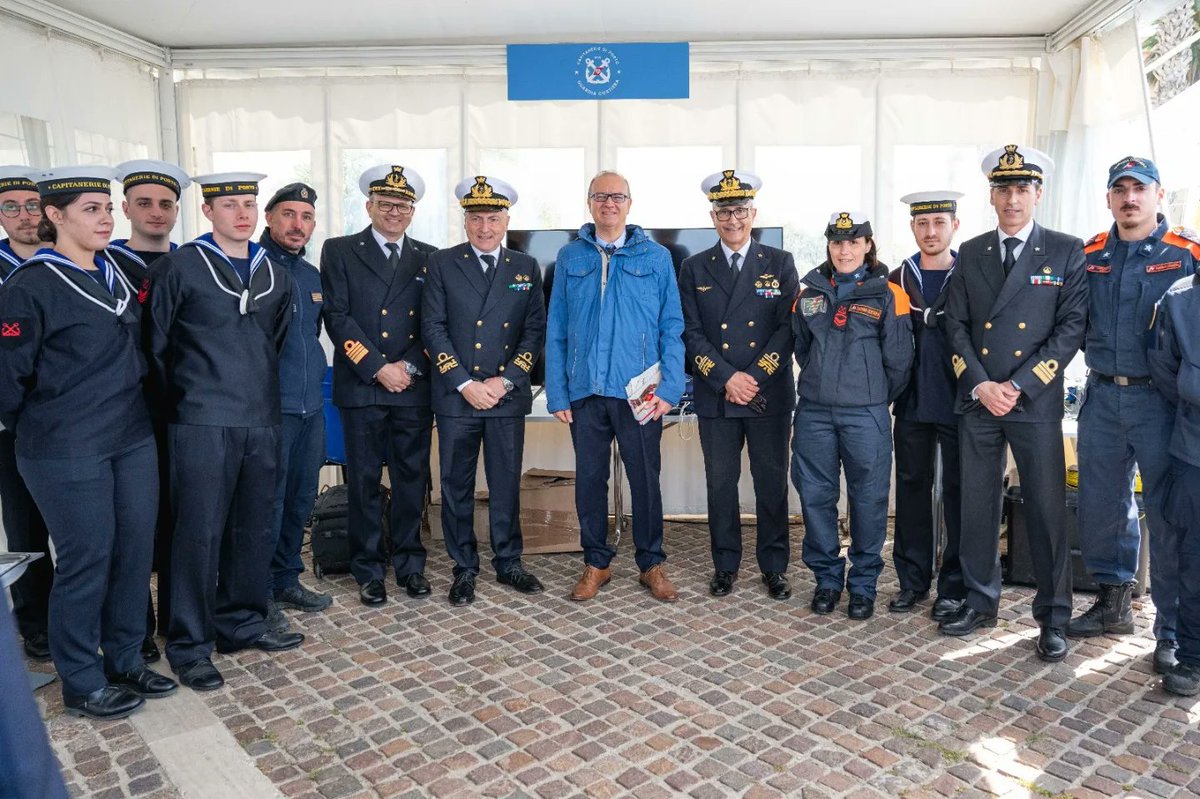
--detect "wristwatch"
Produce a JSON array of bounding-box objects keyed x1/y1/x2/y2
[
  {"x1": 403, "y1": 361, "x2": 422, "y2": 378},
  {"x1": 500, "y1": 376, "x2": 515, "y2": 392}
]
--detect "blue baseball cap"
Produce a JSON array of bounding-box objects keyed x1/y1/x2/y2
[{"x1": 1107, "y1": 156, "x2": 1160, "y2": 188}]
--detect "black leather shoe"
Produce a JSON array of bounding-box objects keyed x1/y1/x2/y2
[
  {"x1": 449, "y1": 572, "x2": 477, "y2": 606},
  {"x1": 1036, "y1": 627, "x2": 1069, "y2": 662},
  {"x1": 248, "y1": 630, "x2": 305, "y2": 652},
  {"x1": 107, "y1": 667, "x2": 178, "y2": 698},
  {"x1": 141, "y1": 635, "x2": 161, "y2": 664},
  {"x1": 174, "y1": 658, "x2": 224, "y2": 692},
  {"x1": 709, "y1": 571, "x2": 735, "y2": 597},
  {"x1": 938, "y1": 606, "x2": 997, "y2": 636},
  {"x1": 847, "y1": 593, "x2": 875, "y2": 620},
  {"x1": 400, "y1": 572, "x2": 431, "y2": 598},
  {"x1": 887, "y1": 589, "x2": 928, "y2": 613},
  {"x1": 762, "y1": 572, "x2": 791, "y2": 601},
  {"x1": 1153, "y1": 639, "x2": 1179, "y2": 675},
  {"x1": 497, "y1": 564, "x2": 544, "y2": 594},
  {"x1": 23, "y1": 631, "x2": 50, "y2": 661},
  {"x1": 64, "y1": 685, "x2": 144, "y2": 720},
  {"x1": 1164, "y1": 662, "x2": 1200, "y2": 697},
  {"x1": 359, "y1": 579, "x2": 387, "y2": 606},
  {"x1": 930, "y1": 596, "x2": 965, "y2": 622},
  {"x1": 810, "y1": 588, "x2": 841, "y2": 615},
  {"x1": 274, "y1": 584, "x2": 333, "y2": 612}
]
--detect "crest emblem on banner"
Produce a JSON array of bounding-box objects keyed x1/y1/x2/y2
[{"x1": 576, "y1": 46, "x2": 622, "y2": 97}]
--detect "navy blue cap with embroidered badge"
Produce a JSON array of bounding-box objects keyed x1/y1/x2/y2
[
  {"x1": 0, "y1": 165, "x2": 37, "y2": 195},
  {"x1": 981, "y1": 144, "x2": 1053, "y2": 185},
  {"x1": 114, "y1": 159, "x2": 191, "y2": 198},
  {"x1": 32, "y1": 165, "x2": 117, "y2": 197},
  {"x1": 265, "y1": 182, "x2": 318, "y2": 211},
  {"x1": 701, "y1": 169, "x2": 761, "y2": 204},
  {"x1": 359, "y1": 164, "x2": 424, "y2": 202},
  {"x1": 899, "y1": 190, "x2": 964, "y2": 216},
  {"x1": 192, "y1": 171, "x2": 266, "y2": 199},
  {"x1": 454, "y1": 175, "x2": 517, "y2": 210},
  {"x1": 825, "y1": 210, "x2": 872, "y2": 241},
  {"x1": 1107, "y1": 155, "x2": 1160, "y2": 188}
]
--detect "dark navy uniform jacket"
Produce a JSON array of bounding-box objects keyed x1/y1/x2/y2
[
  {"x1": 320, "y1": 226, "x2": 436, "y2": 409},
  {"x1": 889, "y1": 252, "x2": 958, "y2": 424},
  {"x1": 792, "y1": 261, "x2": 913, "y2": 407},
  {"x1": 0, "y1": 240, "x2": 24, "y2": 281},
  {"x1": 107, "y1": 239, "x2": 177, "y2": 294},
  {"x1": 679, "y1": 240, "x2": 798, "y2": 418},
  {"x1": 944, "y1": 223, "x2": 1087, "y2": 423},
  {"x1": 145, "y1": 234, "x2": 293, "y2": 427},
  {"x1": 1083, "y1": 216, "x2": 1199, "y2": 379},
  {"x1": 0, "y1": 250, "x2": 151, "y2": 458},
  {"x1": 260, "y1": 230, "x2": 326, "y2": 416},
  {"x1": 1148, "y1": 241, "x2": 1200, "y2": 465},
  {"x1": 421, "y1": 242, "x2": 546, "y2": 417}
]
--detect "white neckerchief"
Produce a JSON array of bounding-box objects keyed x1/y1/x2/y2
[
  {"x1": 27, "y1": 250, "x2": 132, "y2": 317},
  {"x1": 188, "y1": 239, "x2": 275, "y2": 316}
]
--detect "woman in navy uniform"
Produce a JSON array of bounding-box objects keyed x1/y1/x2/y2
[
  {"x1": 790, "y1": 211, "x2": 914, "y2": 620},
  {"x1": 0, "y1": 166, "x2": 176, "y2": 719}
]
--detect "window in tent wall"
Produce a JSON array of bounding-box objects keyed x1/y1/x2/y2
[
  {"x1": 753, "y1": 145, "x2": 863, "y2": 272},
  {"x1": 614, "y1": 146, "x2": 723, "y2": 229},
  {"x1": 886, "y1": 144, "x2": 993, "y2": 265},
  {"x1": 340, "y1": 148, "x2": 448, "y2": 249},
  {"x1": 0, "y1": 113, "x2": 53, "y2": 166},
  {"x1": 477, "y1": 147, "x2": 587, "y2": 233},
  {"x1": 211, "y1": 150, "x2": 314, "y2": 252}
]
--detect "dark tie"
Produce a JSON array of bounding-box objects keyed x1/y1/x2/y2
[
  {"x1": 1002, "y1": 237, "x2": 1020, "y2": 275},
  {"x1": 603, "y1": 245, "x2": 616, "y2": 257},
  {"x1": 730, "y1": 252, "x2": 742, "y2": 274},
  {"x1": 481, "y1": 253, "x2": 496, "y2": 284},
  {"x1": 386, "y1": 241, "x2": 400, "y2": 270}
]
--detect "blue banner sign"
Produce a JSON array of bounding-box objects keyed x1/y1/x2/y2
[{"x1": 506, "y1": 42, "x2": 690, "y2": 101}]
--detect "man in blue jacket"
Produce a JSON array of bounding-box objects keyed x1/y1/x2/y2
[
  {"x1": 545, "y1": 171, "x2": 685, "y2": 603},
  {"x1": 260, "y1": 183, "x2": 332, "y2": 629}
]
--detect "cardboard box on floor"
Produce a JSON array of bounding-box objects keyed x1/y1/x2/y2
[{"x1": 428, "y1": 469, "x2": 582, "y2": 554}]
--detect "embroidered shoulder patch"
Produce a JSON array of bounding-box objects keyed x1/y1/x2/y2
[{"x1": 800, "y1": 296, "x2": 827, "y2": 317}]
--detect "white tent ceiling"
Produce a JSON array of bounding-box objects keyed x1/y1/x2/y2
[{"x1": 45, "y1": 0, "x2": 1112, "y2": 49}]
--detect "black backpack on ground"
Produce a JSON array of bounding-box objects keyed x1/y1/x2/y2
[{"x1": 308, "y1": 484, "x2": 390, "y2": 578}]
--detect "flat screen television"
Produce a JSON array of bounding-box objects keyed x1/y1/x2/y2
[{"x1": 505, "y1": 226, "x2": 785, "y2": 386}]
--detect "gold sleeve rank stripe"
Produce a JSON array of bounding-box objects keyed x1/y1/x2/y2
[
  {"x1": 694, "y1": 354, "x2": 716, "y2": 377},
  {"x1": 756, "y1": 352, "x2": 781, "y2": 376},
  {"x1": 951, "y1": 354, "x2": 966, "y2": 378},
  {"x1": 514, "y1": 351, "x2": 535, "y2": 373},
  {"x1": 1033, "y1": 359, "x2": 1059, "y2": 385},
  {"x1": 436, "y1": 352, "x2": 459, "y2": 374},
  {"x1": 344, "y1": 340, "x2": 369, "y2": 364}
]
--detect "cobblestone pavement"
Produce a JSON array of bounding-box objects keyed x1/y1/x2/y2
[{"x1": 31, "y1": 522, "x2": 1200, "y2": 798}]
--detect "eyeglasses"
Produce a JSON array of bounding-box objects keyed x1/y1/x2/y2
[
  {"x1": 588, "y1": 192, "x2": 629, "y2": 204},
  {"x1": 714, "y1": 207, "x2": 752, "y2": 221},
  {"x1": 374, "y1": 200, "x2": 415, "y2": 215},
  {"x1": 0, "y1": 200, "x2": 42, "y2": 218}
]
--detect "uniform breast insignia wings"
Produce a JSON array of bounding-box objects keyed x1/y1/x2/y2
[
  {"x1": 849, "y1": 303, "x2": 882, "y2": 321},
  {"x1": 696, "y1": 285, "x2": 713, "y2": 292},
  {"x1": 344, "y1": 339, "x2": 369, "y2": 364},
  {"x1": 799, "y1": 296, "x2": 827, "y2": 317},
  {"x1": 1033, "y1": 359, "x2": 1059, "y2": 385},
  {"x1": 1146, "y1": 261, "x2": 1182, "y2": 274},
  {"x1": 436, "y1": 352, "x2": 459, "y2": 374},
  {"x1": 951, "y1": 354, "x2": 966, "y2": 379},
  {"x1": 755, "y1": 352, "x2": 781, "y2": 376},
  {"x1": 694, "y1": 354, "x2": 716, "y2": 377},
  {"x1": 514, "y1": 351, "x2": 535, "y2": 373},
  {"x1": 508, "y1": 274, "x2": 533, "y2": 291}
]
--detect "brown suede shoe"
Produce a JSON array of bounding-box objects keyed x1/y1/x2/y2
[
  {"x1": 570, "y1": 565, "x2": 612, "y2": 601},
  {"x1": 639, "y1": 564, "x2": 679, "y2": 602}
]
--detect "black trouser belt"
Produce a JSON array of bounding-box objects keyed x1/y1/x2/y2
[{"x1": 1092, "y1": 372, "x2": 1152, "y2": 386}]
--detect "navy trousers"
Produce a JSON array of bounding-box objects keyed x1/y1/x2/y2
[
  {"x1": 165, "y1": 424, "x2": 278, "y2": 668},
  {"x1": 270, "y1": 411, "x2": 325, "y2": 592},
  {"x1": 569, "y1": 395, "x2": 666, "y2": 573},
  {"x1": 0, "y1": 428, "x2": 52, "y2": 642},
  {"x1": 791, "y1": 402, "x2": 892, "y2": 598},
  {"x1": 892, "y1": 418, "x2": 964, "y2": 599},
  {"x1": 1077, "y1": 379, "x2": 1179, "y2": 639},
  {"x1": 698, "y1": 414, "x2": 790, "y2": 574},
  {"x1": 1164, "y1": 458, "x2": 1200, "y2": 667},
  {"x1": 340, "y1": 405, "x2": 432, "y2": 585},
  {"x1": 19, "y1": 436, "x2": 157, "y2": 699},
  {"x1": 436, "y1": 414, "x2": 525, "y2": 576}
]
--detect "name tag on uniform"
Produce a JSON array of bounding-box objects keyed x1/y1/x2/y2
[
  {"x1": 849, "y1": 303, "x2": 882, "y2": 320},
  {"x1": 1029, "y1": 274, "x2": 1064, "y2": 286},
  {"x1": 311, "y1": 291, "x2": 323, "y2": 303},
  {"x1": 1147, "y1": 261, "x2": 1181, "y2": 274},
  {"x1": 1086, "y1": 264, "x2": 1111, "y2": 274}
]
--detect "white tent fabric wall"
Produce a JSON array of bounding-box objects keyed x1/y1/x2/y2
[{"x1": 0, "y1": 14, "x2": 162, "y2": 241}]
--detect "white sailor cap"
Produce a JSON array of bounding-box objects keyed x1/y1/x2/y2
[
  {"x1": 359, "y1": 164, "x2": 425, "y2": 202},
  {"x1": 115, "y1": 159, "x2": 191, "y2": 198},
  {"x1": 981, "y1": 145, "x2": 1053, "y2": 184},
  {"x1": 191, "y1": 172, "x2": 267, "y2": 198},
  {"x1": 31, "y1": 165, "x2": 117, "y2": 197},
  {"x1": 899, "y1": 190, "x2": 965, "y2": 216},
  {"x1": 701, "y1": 169, "x2": 761, "y2": 203},
  {"x1": 454, "y1": 175, "x2": 517, "y2": 210},
  {"x1": 0, "y1": 165, "x2": 37, "y2": 194}
]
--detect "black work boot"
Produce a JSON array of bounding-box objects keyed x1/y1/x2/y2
[{"x1": 1066, "y1": 581, "x2": 1135, "y2": 638}]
